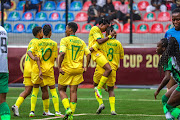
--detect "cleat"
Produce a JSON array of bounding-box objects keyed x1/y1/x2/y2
[
  {"x1": 12, "y1": 105, "x2": 19, "y2": 116},
  {"x1": 68, "y1": 115, "x2": 73, "y2": 120},
  {"x1": 29, "y1": 111, "x2": 35, "y2": 117},
  {"x1": 94, "y1": 87, "x2": 102, "y2": 98},
  {"x1": 63, "y1": 108, "x2": 72, "y2": 120},
  {"x1": 96, "y1": 104, "x2": 105, "y2": 114},
  {"x1": 111, "y1": 111, "x2": 117, "y2": 115},
  {"x1": 43, "y1": 111, "x2": 55, "y2": 116},
  {"x1": 55, "y1": 111, "x2": 64, "y2": 117}
]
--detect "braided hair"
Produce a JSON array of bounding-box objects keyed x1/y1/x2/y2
[
  {"x1": 158, "y1": 37, "x2": 180, "y2": 73},
  {"x1": 32, "y1": 26, "x2": 42, "y2": 37},
  {"x1": 106, "y1": 25, "x2": 114, "y2": 35},
  {"x1": 43, "y1": 24, "x2": 51, "y2": 36},
  {"x1": 99, "y1": 17, "x2": 110, "y2": 25}
]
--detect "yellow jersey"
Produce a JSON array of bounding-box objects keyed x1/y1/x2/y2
[
  {"x1": 23, "y1": 38, "x2": 39, "y2": 77},
  {"x1": 88, "y1": 26, "x2": 104, "y2": 61},
  {"x1": 29, "y1": 38, "x2": 58, "y2": 77},
  {"x1": 59, "y1": 35, "x2": 90, "y2": 74},
  {"x1": 94, "y1": 38, "x2": 124, "y2": 71}
]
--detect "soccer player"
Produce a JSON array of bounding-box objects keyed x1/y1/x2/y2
[
  {"x1": 90, "y1": 26, "x2": 124, "y2": 115},
  {"x1": 27, "y1": 25, "x2": 63, "y2": 117},
  {"x1": 12, "y1": 26, "x2": 54, "y2": 116},
  {"x1": 164, "y1": 8, "x2": 180, "y2": 91},
  {"x1": 0, "y1": 26, "x2": 10, "y2": 120},
  {"x1": 58, "y1": 22, "x2": 91, "y2": 120},
  {"x1": 154, "y1": 37, "x2": 180, "y2": 120},
  {"x1": 88, "y1": 18, "x2": 116, "y2": 99}
]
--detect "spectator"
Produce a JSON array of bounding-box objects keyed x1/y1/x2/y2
[
  {"x1": 171, "y1": 0, "x2": 180, "y2": 11},
  {"x1": 0, "y1": 0, "x2": 11, "y2": 10},
  {"x1": 101, "y1": 0, "x2": 117, "y2": 22},
  {"x1": 146, "y1": 0, "x2": 167, "y2": 12},
  {"x1": 87, "y1": 0, "x2": 101, "y2": 25},
  {"x1": 71, "y1": 0, "x2": 86, "y2": 5},
  {"x1": 116, "y1": 0, "x2": 128, "y2": 21},
  {"x1": 122, "y1": 0, "x2": 141, "y2": 24},
  {"x1": 24, "y1": 0, "x2": 43, "y2": 14},
  {"x1": 96, "y1": 0, "x2": 106, "y2": 8}
]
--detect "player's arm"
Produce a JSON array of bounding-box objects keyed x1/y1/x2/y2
[
  {"x1": 36, "y1": 57, "x2": 43, "y2": 80},
  {"x1": 89, "y1": 42, "x2": 99, "y2": 52},
  {"x1": 84, "y1": 45, "x2": 91, "y2": 72},
  {"x1": 58, "y1": 38, "x2": 66, "y2": 75},
  {"x1": 154, "y1": 70, "x2": 171, "y2": 99},
  {"x1": 96, "y1": 30, "x2": 116, "y2": 44},
  {"x1": 27, "y1": 51, "x2": 38, "y2": 61}
]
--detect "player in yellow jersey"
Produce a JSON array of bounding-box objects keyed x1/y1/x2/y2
[
  {"x1": 90, "y1": 26, "x2": 124, "y2": 115},
  {"x1": 58, "y1": 22, "x2": 91, "y2": 120},
  {"x1": 12, "y1": 26, "x2": 54, "y2": 116},
  {"x1": 88, "y1": 18, "x2": 116, "y2": 99},
  {"x1": 27, "y1": 25, "x2": 63, "y2": 117}
]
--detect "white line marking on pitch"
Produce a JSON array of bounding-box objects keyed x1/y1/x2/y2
[
  {"x1": 7, "y1": 97, "x2": 161, "y2": 102},
  {"x1": 32, "y1": 113, "x2": 164, "y2": 120}
]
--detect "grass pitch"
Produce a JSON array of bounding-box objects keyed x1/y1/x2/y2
[{"x1": 7, "y1": 87, "x2": 167, "y2": 120}]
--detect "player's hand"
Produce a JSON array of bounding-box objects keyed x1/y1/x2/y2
[
  {"x1": 33, "y1": 55, "x2": 39, "y2": 61},
  {"x1": 154, "y1": 90, "x2": 159, "y2": 100},
  {"x1": 83, "y1": 67, "x2": 88, "y2": 73},
  {"x1": 110, "y1": 30, "x2": 116, "y2": 38},
  {"x1": 39, "y1": 71, "x2": 43, "y2": 80},
  {"x1": 59, "y1": 68, "x2": 65, "y2": 75}
]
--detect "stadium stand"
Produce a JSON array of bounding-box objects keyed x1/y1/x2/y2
[
  {"x1": 77, "y1": 23, "x2": 81, "y2": 33},
  {"x1": 82, "y1": 1, "x2": 91, "y2": 11},
  {"x1": 113, "y1": 1, "x2": 121, "y2": 10},
  {"x1": 43, "y1": 1, "x2": 56, "y2": 11},
  {"x1": 164, "y1": 23, "x2": 173, "y2": 33},
  {"x1": 122, "y1": 23, "x2": 135, "y2": 33},
  {"x1": 7, "y1": 11, "x2": 20, "y2": 21},
  {"x1": 136, "y1": 23, "x2": 149, "y2": 33},
  {"x1": 81, "y1": 23, "x2": 93, "y2": 33},
  {"x1": 143, "y1": 12, "x2": 156, "y2": 22},
  {"x1": 21, "y1": 12, "x2": 34, "y2": 21},
  {"x1": 48, "y1": 12, "x2": 61, "y2": 21},
  {"x1": 53, "y1": 23, "x2": 66, "y2": 33},
  {"x1": 4, "y1": 23, "x2": 12, "y2": 32},
  {"x1": 8, "y1": 1, "x2": 16, "y2": 11},
  {"x1": 69, "y1": 1, "x2": 82, "y2": 11},
  {"x1": 35, "y1": 12, "x2": 47, "y2": 21},
  {"x1": 74, "y1": 12, "x2": 88, "y2": 22},
  {"x1": 138, "y1": 1, "x2": 149, "y2": 11},
  {"x1": 16, "y1": 1, "x2": 25, "y2": 10},
  {"x1": 56, "y1": 1, "x2": 65, "y2": 11},
  {"x1": 0, "y1": 12, "x2": 7, "y2": 21},
  {"x1": 113, "y1": 24, "x2": 121, "y2": 33},
  {"x1": 157, "y1": 12, "x2": 171, "y2": 22},
  {"x1": 61, "y1": 12, "x2": 74, "y2": 21},
  {"x1": 150, "y1": 23, "x2": 164, "y2": 33},
  {"x1": 13, "y1": 23, "x2": 25, "y2": 33},
  {"x1": 26, "y1": 23, "x2": 38, "y2": 33}
]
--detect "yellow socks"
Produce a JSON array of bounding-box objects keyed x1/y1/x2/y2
[
  {"x1": 109, "y1": 97, "x2": 115, "y2": 112},
  {"x1": 50, "y1": 88, "x2": 59, "y2": 112},
  {"x1": 95, "y1": 92, "x2": 103, "y2": 106},
  {"x1": 15, "y1": 96, "x2": 24, "y2": 108},
  {"x1": 97, "y1": 76, "x2": 108, "y2": 89},
  {"x1": 70, "y1": 102, "x2": 77, "y2": 115},
  {"x1": 31, "y1": 87, "x2": 39, "y2": 112},
  {"x1": 62, "y1": 98, "x2": 70, "y2": 110},
  {"x1": 43, "y1": 99, "x2": 49, "y2": 113}
]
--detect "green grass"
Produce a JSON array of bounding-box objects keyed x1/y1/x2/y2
[{"x1": 6, "y1": 87, "x2": 167, "y2": 120}]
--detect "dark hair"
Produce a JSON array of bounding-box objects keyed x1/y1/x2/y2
[
  {"x1": 172, "y1": 8, "x2": 180, "y2": 14},
  {"x1": 106, "y1": 0, "x2": 112, "y2": 4},
  {"x1": 32, "y1": 26, "x2": 42, "y2": 37},
  {"x1": 106, "y1": 26, "x2": 114, "y2": 35},
  {"x1": 91, "y1": 0, "x2": 97, "y2": 3},
  {"x1": 158, "y1": 37, "x2": 180, "y2": 73},
  {"x1": 43, "y1": 24, "x2": 51, "y2": 36},
  {"x1": 67, "y1": 22, "x2": 78, "y2": 33},
  {"x1": 99, "y1": 18, "x2": 110, "y2": 25}
]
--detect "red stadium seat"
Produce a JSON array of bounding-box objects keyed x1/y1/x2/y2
[
  {"x1": 136, "y1": 23, "x2": 149, "y2": 33},
  {"x1": 113, "y1": 23, "x2": 121, "y2": 33},
  {"x1": 113, "y1": 1, "x2": 121, "y2": 10},
  {"x1": 82, "y1": 1, "x2": 92, "y2": 11},
  {"x1": 164, "y1": 23, "x2": 173, "y2": 33},
  {"x1": 157, "y1": 12, "x2": 170, "y2": 22},
  {"x1": 138, "y1": 1, "x2": 149, "y2": 11},
  {"x1": 150, "y1": 23, "x2": 164, "y2": 33},
  {"x1": 74, "y1": 12, "x2": 88, "y2": 22},
  {"x1": 76, "y1": 23, "x2": 81, "y2": 33},
  {"x1": 81, "y1": 23, "x2": 93, "y2": 33},
  {"x1": 122, "y1": 23, "x2": 135, "y2": 33},
  {"x1": 143, "y1": 12, "x2": 156, "y2": 22}
]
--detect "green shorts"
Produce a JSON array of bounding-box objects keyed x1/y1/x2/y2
[{"x1": 0, "y1": 73, "x2": 9, "y2": 93}]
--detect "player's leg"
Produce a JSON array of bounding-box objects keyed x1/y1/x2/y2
[
  {"x1": 29, "y1": 84, "x2": 40, "y2": 117},
  {"x1": 0, "y1": 73, "x2": 10, "y2": 120},
  {"x1": 166, "y1": 77, "x2": 176, "y2": 92},
  {"x1": 12, "y1": 85, "x2": 32, "y2": 116},
  {"x1": 108, "y1": 86, "x2": 116, "y2": 115},
  {"x1": 162, "y1": 84, "x2": 177, "y2": 120},
  {"x1": 95, "y1": 56, "x2": 112, "y2": 98},
  {"x1": 165, "y1": 86, "x2": 180, "y2": 119}
]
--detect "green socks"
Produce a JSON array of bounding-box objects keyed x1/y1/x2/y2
[{"x1": 0, "y1": 102, "x2": 10, "y2": 120}]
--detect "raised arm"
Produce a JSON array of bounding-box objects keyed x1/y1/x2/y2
[{"x1": 96, "y1": 30, "x2": 116, "y2": 44}]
